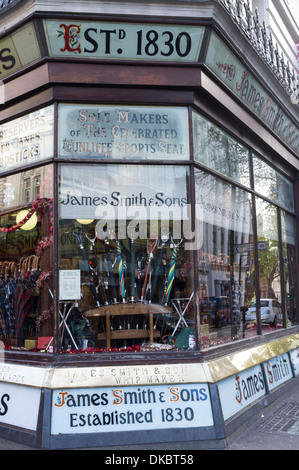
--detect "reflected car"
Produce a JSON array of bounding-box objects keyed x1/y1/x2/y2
[{"x1": 245, "y1": 299, "x2": 282, "y2": 326}]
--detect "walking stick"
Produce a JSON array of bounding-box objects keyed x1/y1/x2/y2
[
  {"x1": 85, "y1": 233, "x2": 108, "y2": 306},
  {"x1": 127, "y1": 226, "x2": 138, "y2": 302},
  {"x1": 116, "y1": 240, "x2": 126, "y2": 303},
  {"x1": 73, "y1": 228, "x2": 101, "y2": 308},
  {"x1": 140, "y1": 238, "x2": 158, "y2": 303},
  {"x1": 149, "y1": 228, "x2": 169, "y2": 303},
  {"x1": 164, "y1": 237, "x2": 183, "y2": 305},
  {"x1": 103, "y1": 233, "x2": 118, "y2": 304}
]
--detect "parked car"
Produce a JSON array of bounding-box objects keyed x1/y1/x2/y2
[{"x1": 245, "y1": 299, "x2": 282, "y2": 326}]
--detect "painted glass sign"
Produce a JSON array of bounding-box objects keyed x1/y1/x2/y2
[
  {"x1": 44, "y1": 20, "x2": 204, "y2": 62},
  {"x1": 206, "y1": 32, "x2": 299, "y2": 155},
  {"x1": 0, "y1": 22, "x2": 41, "y2": 80},
  {"x1": 58, "y1": 104, "x2": 189, "y2": 160},
  {"x1": 218, "y1": 364, "x2": 266, "y2": 421},
  {"x1": 0, "y1": 105, "x2": 54, "y2": 173},
  {"x1": 51, "y1": 383, "x2": 213, "y2": 434},
  {"x1": 59, "y1": 163, "x2": 189, "y2": 221},
  {"x1": 264, "y1": 353, "x2": 293, "y2": 391}
]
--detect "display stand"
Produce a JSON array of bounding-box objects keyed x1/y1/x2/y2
[
  {"x1": 85, "y1": 302, "x2": 172, "y2": 348},
  {"x1": 171, "y1": 292, "x2": 194, "y2": 336}
]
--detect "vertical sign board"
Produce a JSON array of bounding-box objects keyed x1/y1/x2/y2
[
  {"x1": 217, "y1": 364, "x2": 266, "y2": 421},
  {"x1": 0, "y1": 383, "x2": 41, "y2": 431},
  {"x1": 263, "y1": 353, "x2": 293, "y2": 391},
  {"x1": 51, "y1": 383, "x2": 214, "y2": 434}
]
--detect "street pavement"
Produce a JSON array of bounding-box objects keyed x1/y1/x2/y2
[
  {"x1": 1, "y1": 383, "x2": 299, "y2": 451},
  {"x1": 226, "y1": 381, "x2": 299, "y2": 450}
]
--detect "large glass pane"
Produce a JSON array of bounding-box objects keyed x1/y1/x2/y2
[
  {"x1": 192, "y1": 111, "x2": 250, "y2": 187},
  {"x1": 281, "y1": 211, "x2": 297, "y2": 326},
  {"x1": 58, "y1": 164, "x2": 195, "y2": 352},
  {"x1": 194, "y1": 169, "x2": 255, "y2": 348},
  {"x1": 255, "y1": 198, "x2": 283, "y2": 331},
  {"x1": 0, "y1": 165, "x2": 53, "y2": 350},
  {"x1": 253, "y1": 155, "x2": 295, "y2": 212}
]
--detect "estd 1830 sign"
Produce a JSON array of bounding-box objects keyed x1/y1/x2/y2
[{"x1": 44, "y1": 20, "x2": 204, "y2": 62}]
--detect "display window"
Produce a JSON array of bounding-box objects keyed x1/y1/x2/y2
[
  {"x1": 58, "y1": 163, "x2": 195, "y2": 352},
  {"x1": 0, "y1": 164, "x2": 53, "y2": 349},
  {"x1": 0, "y1": 102, "x2": 296, "y2": 354}
]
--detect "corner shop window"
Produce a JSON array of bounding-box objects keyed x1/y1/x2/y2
[
  {"x1": 194, "y1": 169, "x2": 255, "y2": 347},
  {"x1": 58, "y1": 163, "x2": 195, "y2": 352},
  {"x1": 192, "y1": 111, "x2": 250, "y2": 187},
  {"x1": 0, "y1": 165, "x2": 53, "y2": 350}
]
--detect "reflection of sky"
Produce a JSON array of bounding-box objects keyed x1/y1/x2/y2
[
  {"x1": 253, "y1": 155, "x2": 294, "y2": 213},
  {"x1": 194, "y1": 169, "x2": 253, "y2": 235},
  {"x1": 192, "y1": 111, "x2": 250, "y2": 188}
]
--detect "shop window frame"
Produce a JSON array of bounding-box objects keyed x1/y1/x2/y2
[{"x1": 0, "y1": 94, "x2": 297, "y2": 362}]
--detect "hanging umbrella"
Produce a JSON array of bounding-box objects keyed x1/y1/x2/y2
[
  {"x1": 164, "y1": 238, "x2": 183, "y2": 305},
  {"x1": 14, "y1": 267, "x2": 40, "y2": 345},
  {"x1": 14, "y1": 273, "x2": 33, "y2": 344}
]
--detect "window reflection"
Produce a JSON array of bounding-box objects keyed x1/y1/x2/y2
[
  {"x1": 255, "y1": 198, "x2": 283, "y2": 330},
  {"x1": 192, "y1": 111, "x2": 250, "y2": 187},
  {"x1": 281, "y1": 211, "x2": 297, "y2": 326},
  {"x1": 253, "y1": 155, "x2": 295, "y2": 212},
  {"x1": 194, "y1": 170, "x2": 255, "y2": 347}
]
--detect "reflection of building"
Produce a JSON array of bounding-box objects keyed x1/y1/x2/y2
[{"x1": 1, "y1": 0, "x2": 299, "y2": 451}]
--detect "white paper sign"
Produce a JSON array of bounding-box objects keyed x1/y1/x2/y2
[{"x1": 59, "y1": 270, "x2": 81, "y2": 300}]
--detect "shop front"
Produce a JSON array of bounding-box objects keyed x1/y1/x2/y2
[{"x1": 0, "y1": 0, "x2": 299, "y2": 449}]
